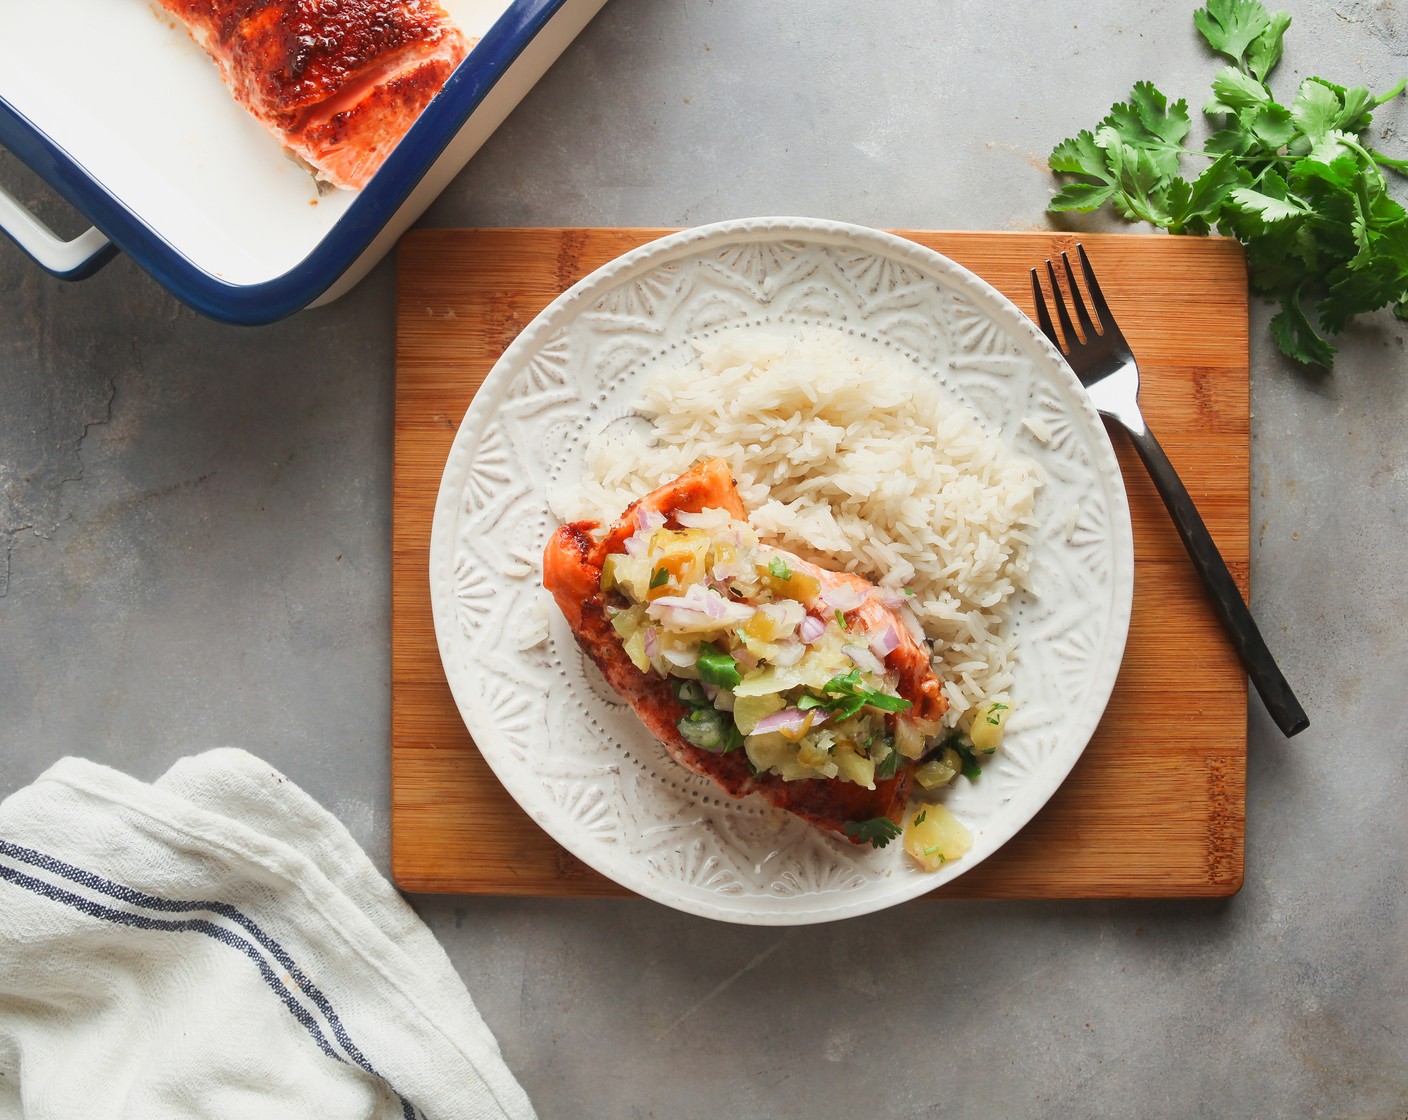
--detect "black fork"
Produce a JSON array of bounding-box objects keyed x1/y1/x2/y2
[{"x1": 1032, "y1": 244, "x2": 1309, "y2": 738}]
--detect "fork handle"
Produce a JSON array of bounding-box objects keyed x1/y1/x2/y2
[{"x1": 1124, "y1": 423, "x2": 1310, "y2": 738}]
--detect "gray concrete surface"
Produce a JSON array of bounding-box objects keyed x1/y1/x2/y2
[{"x1": 3, "y1": 1, "x2": 1406, "y2": 1116}]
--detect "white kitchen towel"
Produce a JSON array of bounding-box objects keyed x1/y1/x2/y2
[{"x1": 0, "y1": 749, "x2": 536, "y2": 1120}]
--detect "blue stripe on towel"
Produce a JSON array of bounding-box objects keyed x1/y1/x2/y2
[
  {"x1": 0, "y1": 840, "x2": 382, "y2": 1079},
  {"x1": 0, "y1": 840, "x2": 420, "y2": 1120}
]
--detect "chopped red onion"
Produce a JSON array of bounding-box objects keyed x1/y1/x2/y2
[
  {"x1": 674, "y1": 508, "x2": 732, "y2": 530},
  {"x1": 648, "y1": 585, "x2": 754, "y2": 628},
  {"x1": 650, "y1": 590, "x2": 713, "y2": 615},
  {"x1": 662, "y1": 644, "x2": 699, "y2": 668},
  {"x1": 771, "y1": 641, "x2": 806, "y2": 667},
  {"x1": 635, "y1": 507, "x2": 667, "y2": 533},
  {"x1": 643, "y1": 628, "x2": 660, "y2": 659},
  {"x1": 844, "y1": 643, "x2": 885, "y2": 676},
  {"x1": 711, "y1": 559, "x2": 740, "y2": 581},
  {"x1": 869, "y1": 624, "x2": 900, "y2": 658},
  {"x1": 752, "y1": 708, "x2": 829, "y2": 736},
  {"x1": 875, "y1": 587, "x2": 907, "y2": 610},
  {"x1": 821, "y1": 584, "x2": 866, "y2": 613},
  {"x1": 798, "y1": 615, "x2": 827, "y2": 644}
]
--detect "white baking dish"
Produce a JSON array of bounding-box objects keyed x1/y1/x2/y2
[{"x1": 0, "y1": 0, "x2": 605, "y2": 323}]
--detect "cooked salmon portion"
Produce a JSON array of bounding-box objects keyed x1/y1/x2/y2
[
  {"x1": 543, "y1": 458, "x2": 949, "y2": 845},
  {"x1": 156, "y1": 0, "x2": 471, "y2": 189}
]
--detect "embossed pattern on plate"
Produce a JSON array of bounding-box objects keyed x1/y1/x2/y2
[{"x1": 429, "y1": 217, "x2": 1134, "y2": 925}]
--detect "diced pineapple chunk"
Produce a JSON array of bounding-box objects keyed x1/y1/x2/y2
[
  {"x1": 766, "y1": 568, "x2": 820, "y2": 602},
  {"x1": 745, "y1": 733, "x2": 827, "y2": 780},
  {"x1": 790, "y1": 570, "x2": 821, "y2": 600},
  {"x1": 793, "y1": 637, "x2": 853, "y2": 689},
  {"x1": 895, "y1": 717, "x2": 925, "y2": 760},
  {"x1": 903, "y1": 803, "x2": 972, "y2": 871},
  {"x1": 744, "y1": 611, "x2": 782, "y2": 642},
  {"x1": 735, "y1": 629, "x2": 785, "y2": 664},
  {"x1": 602, "y1": 553, "x2": 650, "y2": 602},
  {"x1": 795, "y1": 735, "x2": 832, "y2": 770},
  {"x1": 833, "y1": 745, "x2": 876, "y2": 789},
  {"x1": 711, "y1": 541, "x2": 738, "y2": 573},
  {"x1": 914, "y1": 751, "x2": 958, "y2": 790},
  {"x1": 744, "y1": 732, "x2": 788, "y2": 775},
  {"x1": 622, "y1": 629, "x2": 651, "y2": 672},
  {"x1": 970, "y1": 700, "x2": 1011, "y2": 753},
  {"x1": 733, "y1": 666, "x2": 804, "y2": 697},
  {"x1": 646, "y1": 530, "x2": 711, "y2": 598},
  {"x1": 778, "y1": 712, "x2": 821, "y2": 742},
  {"x1": 608, "y1": 604, "x2": 646, "y2": 638}
]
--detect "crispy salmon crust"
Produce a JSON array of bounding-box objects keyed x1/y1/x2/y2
[
  {"x1": 543, "y1": 458, "x2": 948, "y2": 841},
  {"x1": 156, "y1": 0, "x2": 470, "y2": 189}
]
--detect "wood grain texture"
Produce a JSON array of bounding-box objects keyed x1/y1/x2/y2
[{"x1": 392, "y1": 228, "x2": 1249, "y2": 900}]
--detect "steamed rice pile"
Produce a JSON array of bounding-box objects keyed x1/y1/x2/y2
[{"x1": 560, "y1": 330, "x2": 1042, "y2": 730}]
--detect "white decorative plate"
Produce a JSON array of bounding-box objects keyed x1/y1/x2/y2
[{"x1": 429, "y1": 217, "x2": 1134, "y2": 925}]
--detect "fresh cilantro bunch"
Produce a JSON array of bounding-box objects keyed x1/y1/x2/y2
[{"x1": 1048, "y1": 0, "x2": 1408, "y2": 368}]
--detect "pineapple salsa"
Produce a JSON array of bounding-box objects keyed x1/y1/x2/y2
[{"x1": 601, "y1": 504, "x2": 1010, "y2": 866}]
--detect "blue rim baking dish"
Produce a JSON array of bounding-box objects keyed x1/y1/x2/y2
[{"x1": 0, "y1": 0, "x2": 605, "y2": 325}]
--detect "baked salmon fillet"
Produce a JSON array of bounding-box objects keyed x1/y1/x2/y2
[
  {"x1": 156, "y1": 0, "x2": 471, "y2": 189},
  {"x1": 543, "y1": 458, "x2": 951, "y2": 846}
]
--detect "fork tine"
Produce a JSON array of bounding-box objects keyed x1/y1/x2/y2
[
  {"x1": 1044, "y1": 259, "x2": 1079, "y2": 352},
  {"x1": 1074, "y1": 243, "x2": 1128, "y2": 344},
  {"x1": 1059, "y1": 251, "x2": 1099, "y2": 341},
  {"x1": 1029, "y1": 268, "x2": 1058, "y2": 347}
]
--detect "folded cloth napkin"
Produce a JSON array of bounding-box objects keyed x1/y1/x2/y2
[{"x1": 0, "y1": 749, "x2": 535, "y2": 1120}]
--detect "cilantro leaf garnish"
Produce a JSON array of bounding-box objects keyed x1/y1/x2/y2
[
  {"x1": 695, "y1": 642, "x2": 742, "y2": 690},
  {"x1": 843, "y1": 817, "x2": 903, "y2": 849},
  {"x1": 767, "y1": 556, "x2": 792, "y2": 580},
  {"x1": 1048, "y1": 0, "x2": 1408, "y2": 368},
  {"x1": 921, "y1": 731, "x2": 983, "y2": 780},
  {"x1": 799, "y1": 669, "x2": 912, "y2": 721},
  {"x1": 955, "y1": 741, "x2": 983, "y2": 781},
  {"x1": 649, "y1": 567, "x2": 670, "y2": 589},
  {"x1": 826, "y1": 670, "x2": 911, "y2": 712}
]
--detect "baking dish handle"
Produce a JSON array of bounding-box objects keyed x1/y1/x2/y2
[{"x1": 0, "y1": 180, "x2": 117, "y2": 280}]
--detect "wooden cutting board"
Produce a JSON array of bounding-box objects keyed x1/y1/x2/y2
[{"x1": 392, "y1": 228, "x2": 1249, "y2": 900}]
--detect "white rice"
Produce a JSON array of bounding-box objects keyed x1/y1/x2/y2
[{"x1": 558, "y1": 329, "x2": 1042, "y2": 729}]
